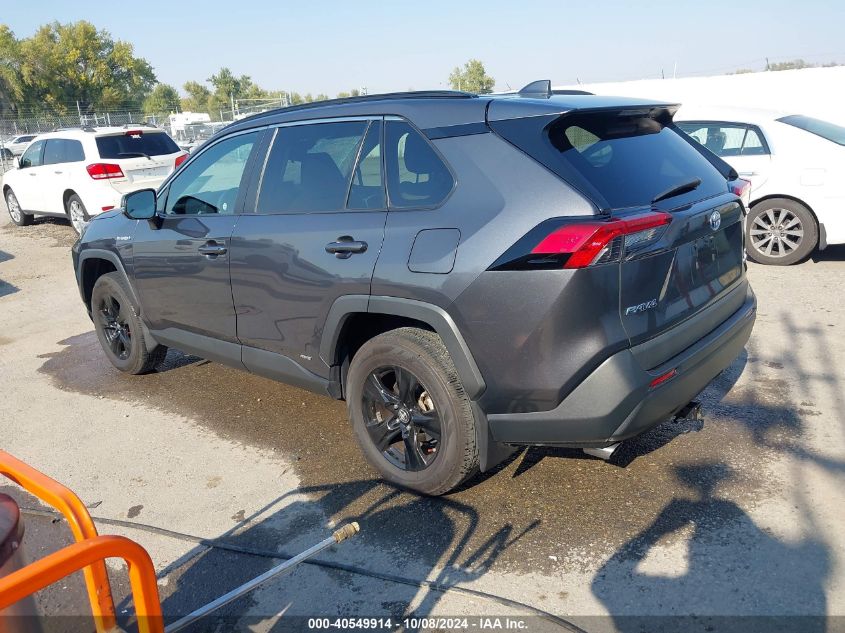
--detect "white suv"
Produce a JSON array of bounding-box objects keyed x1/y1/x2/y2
[{"x1": 2, "y1": 126, "x2": 186, "y2": 233}]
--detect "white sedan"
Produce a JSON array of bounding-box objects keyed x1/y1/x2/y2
[{"x1": 676, "y1": 106, "x2": 845, "y2": 265}]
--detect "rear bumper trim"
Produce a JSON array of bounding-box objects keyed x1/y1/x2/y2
[{"x1": 487, "y1": 287, "x2": 756, "y2": 446}]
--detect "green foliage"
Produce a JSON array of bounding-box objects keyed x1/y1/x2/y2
[
  {"x1": 1, "y1": 21, "x2": 156, "y2": 116},
  {"x1": 449, "y1": 59, "x2": 495, "y2": 94},
  {"x1": 181, "y1": 80, "x2": 211, "y2": 113},
  {"x1": 143, "y1": 83, "x2": 180, "y2": 118}
]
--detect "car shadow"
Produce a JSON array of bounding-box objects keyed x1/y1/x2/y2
[
  {"x1": 0, "y1": 249, "x2": 18, "y2": 298},
  {"x1": 590, "y1": 307, "x2": 845, "y2": 632},
  {"x1": 114, "y1": 480, "x2": 541, "y2": 632},
  {"x1": 590, "y1": 462, "x2": 830, "y2": 633}
]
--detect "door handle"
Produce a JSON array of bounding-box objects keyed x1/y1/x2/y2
[
  {"x1": 738, "y1": 171, "x2": 757, "y2": 176},
  {"x1": 198, "y1": 241, "x2": 227, "y2": 256},
  {"x1": 54, "y1": 170, "x2": 63, "y2": 174},
  {"x1": 325, "y1": 236, "x2": 368, "y2": 259}
]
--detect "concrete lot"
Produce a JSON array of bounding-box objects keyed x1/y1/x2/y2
[{"x1": 1, "y1": 205, "x2": 844, "y2": 632}]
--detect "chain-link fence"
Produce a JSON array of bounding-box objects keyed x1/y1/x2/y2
[{"x1": 0, "y1": 98, "x2": 296, "y2": 175}]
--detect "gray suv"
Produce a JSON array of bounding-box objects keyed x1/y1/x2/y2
[{"x1": 72, "y1": 84, "x2": 756, "y2": 495}]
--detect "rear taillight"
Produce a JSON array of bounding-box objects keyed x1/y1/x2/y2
[
  {"x1": 730, "y1": 178, "x2": 751, "y2": 211},
  {"x1": 516, "y1": 212, "x2": 672, "y2": 268},
  {"x1": 86, "y1": 163, "x2": 124, "y2": 180},
  {"x1": 492, "y1": 211, "x2": 671, "y2": 271},
  {"x1": 175, "y1": 153, "x2": 188, "y2": 168}
]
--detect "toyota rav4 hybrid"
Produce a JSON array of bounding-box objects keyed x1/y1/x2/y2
[
  {"x1": 3, "y1": 126, "x2": 186, "y2": 234},
  {"x1": 72, "y1": 84, "x2": 757, "y2": 495}
]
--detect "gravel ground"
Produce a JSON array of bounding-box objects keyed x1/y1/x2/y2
[{"x1": 1, "y1": 201, "x2": 844, "y2": 633}]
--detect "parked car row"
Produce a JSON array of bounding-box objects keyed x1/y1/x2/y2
[{"x1": 2, "y1": 125, "x2": 186, "y2": 233}]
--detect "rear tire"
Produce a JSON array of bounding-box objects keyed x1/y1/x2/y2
[
  {"x1": 65, "y1": 193, "x2": 89, "y2": 235},
  {"x1": 5, "y1": 188, "x2": 33, "y2": 226},
  {"x1": 746, "y1": 198, "x2": 817, "y2": 265},
  {"x1": 91, "y1": 272, "x2": 167, "y2": 374},
  {"x1": 346, "y1": 327, "x2": 479, "y2": 495}
]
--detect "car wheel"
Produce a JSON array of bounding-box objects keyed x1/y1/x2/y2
[
  {"x1": 5, "y1": 188, "x2": 33, "y2": 226},
  {"x1": 66, "y1": 193, "x2": 90, "y2": 235},
  {"x1": 346, "y1": 327, "x2": 479, "y2": 495},
  {"x1": 746, "y1": 198, "x2": 817, "y2": 265},
  {"x1": 91, "y1": 272, "x2": 168, "y2": 374}
]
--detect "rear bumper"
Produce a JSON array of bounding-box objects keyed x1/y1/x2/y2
[{"x1": 487, "y1": 286, "x2": 756, "y2": 447}]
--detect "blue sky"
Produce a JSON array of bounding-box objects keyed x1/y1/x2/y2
[{"x1": 5, "y1": 0, "x2": 844, "y2": 96}]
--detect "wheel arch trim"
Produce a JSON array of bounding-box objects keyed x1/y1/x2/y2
[
  {"x1": 320, "y1": 295, "x2": 486, "y2": 400},
  {"x1": 77, "y1": 249, "x2": 139, "y2": 306}
]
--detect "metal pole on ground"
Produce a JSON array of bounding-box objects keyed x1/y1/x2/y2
[{"x1": 164, "y1": 523, "x2": 360, "y2": 633}]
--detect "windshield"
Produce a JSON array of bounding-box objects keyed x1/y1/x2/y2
[
  {"x1": 777, "y1": 115, "x2": 845, "y2": 146},
  {"x1": 96, "y1": 132, "x2": 180, "y2": 159},
  {"x1": 491, "y1": 109, "x2": 727, "y2": 210}
]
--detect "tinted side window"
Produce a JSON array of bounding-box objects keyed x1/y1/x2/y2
[
  {"x1": 385, "y1": 121, "x2": 454, "y2": 209},
  {"x1": 257, "y1": 121, "x2": 367, "y2": 214},
  {"x1": 165, "y1": 132, "x2": 259, "y2": 216},
  {"x1": 347, "y1": 121, "x2": 385, "y2": 210},
  {"x1": 19, "y1": 140, "x2": 44, "y2": 168}
]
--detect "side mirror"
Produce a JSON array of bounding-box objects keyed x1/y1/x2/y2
[
  {"x1": 18, "y1": 157, "x2": 27, "y2": 169},
  {"x1": 123, "y1": 189, "x2": 157, "y2": 220}
]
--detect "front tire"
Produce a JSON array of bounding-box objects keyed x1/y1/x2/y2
[
  {"x1": 5, "y1": 188, "x2": 33, "y2": 226},
  {"x1": 91, "y1": 272, "x2": 167, "y2": 374},
  {"x1": 746, "y1": 198, "x2": 817, "y2": 265},
  {"x1": 65, "y1": 193, "x2": 89, "y2": 235},
  {"x1": 346, "y1": 327, "x2": 479, "y2": 495}
]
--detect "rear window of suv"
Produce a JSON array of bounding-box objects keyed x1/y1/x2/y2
[
  {"x1": 491, "y1": 109, "x2": 728, "y2": 210},
  {"x1": 96, "y1": 132, "x2": 179, "y2": 159}
]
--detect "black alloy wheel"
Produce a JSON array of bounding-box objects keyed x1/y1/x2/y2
[
  {"x1": 361, "y1": 366, "x2": 442, "y2": 472},
  {"x1": 98, "y1": 294, "x2": 132, "y2": 361}
]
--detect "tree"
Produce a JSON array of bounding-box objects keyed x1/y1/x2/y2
[
  {"x1": 449, "y1": 59, "x2": 495, "y2": 93},
  {"x1": 143, "y1": 83, "x2": 180, "y2": 118},
  {"x1": 15, "y1": 21, "x2": 155, "y2": 114},
  {"x1": 181, "y1": 80, "x2": 211, "y2": 113},
  {"x1": 0, "y1": 25, "x2": 24, "y2": 117}
]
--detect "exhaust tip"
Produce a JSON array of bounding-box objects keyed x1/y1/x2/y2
[{"x1": 583, "y1": 442, "x2": 621, "y2": 461}]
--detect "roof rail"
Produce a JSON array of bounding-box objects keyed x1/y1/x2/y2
[
  {"x1": 236, "y1": 90, "x2": 475, "y2": 125},
  {"x1": 51, "y1": 126, "x2": 98, "y2": 133},
  {"x1": 122, "y1": 122, "x2": 157, "y2": 129}
]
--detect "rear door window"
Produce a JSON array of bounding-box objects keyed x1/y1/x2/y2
[
  {"x1": 385, "y1": 120, "x2": 454, "y2": 209},
  {"x1": 43, "y1": 139, "x2": 85, "y2": 165},
  {"x1": 256, "y1": 121, "x2": 367, "y2": 213},
  {"x1": 491, "y1": 110, "x2": 727, "y2": 210},
  {"x1": 96, "y1": 131, "x2": 179, "y2": 159},
  {"x1": 677, "y1": 122, "x2": 769, "y2": 157}
]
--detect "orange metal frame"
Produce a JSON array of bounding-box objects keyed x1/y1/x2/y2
[
  {"x1": 0, "y1": 535, "x2": 163, "y2": 633},
  {"x1": 0, "y1": 450, "x2": 163, "y2": 633}
]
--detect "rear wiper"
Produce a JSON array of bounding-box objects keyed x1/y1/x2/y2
[
  {"x1": 118, "y1": 152, "x2": 152, "y2": 161},
  {"x1": 652, "y1": 177, "x2": 701, "y2": 204}
]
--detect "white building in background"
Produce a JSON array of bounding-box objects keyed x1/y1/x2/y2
[{"x1": 556, "y1": 66, "x2": 845, "y2": 125}]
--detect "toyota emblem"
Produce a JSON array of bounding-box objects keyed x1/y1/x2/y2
[{"x1": 709, "y1": 211, "x2": 721, "y2": 232}]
